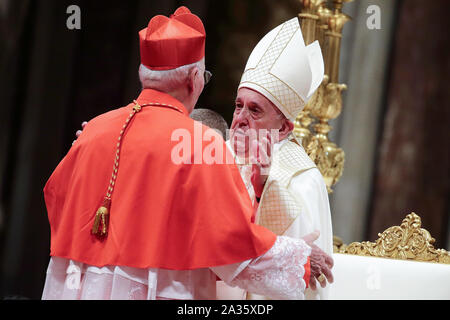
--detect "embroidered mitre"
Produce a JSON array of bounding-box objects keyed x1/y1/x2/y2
[{"x1": 238, "y1": 17, "x2": 324, "y2": 121}]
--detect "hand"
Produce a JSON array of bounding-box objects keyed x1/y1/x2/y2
[
  {"x1": 302, "y1": 230, "x2": 334, "y2": 290},
  {"x1": 250, "y1": 133, "x2": 273, "y2": 198},
  {"x1": 72, "y1": 121, "x2": 87, "y2": 145}
]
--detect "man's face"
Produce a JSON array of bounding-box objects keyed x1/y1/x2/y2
[{"x1": 230, "y1": 87, "x2": 286, "y2": 157}]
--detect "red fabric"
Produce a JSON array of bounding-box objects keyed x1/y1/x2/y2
[
  {"x1": 303, "y1": 257, "x2": 311, "y2": 288},
  {"x1": 44, "y1": 89, "x2": 276, "y2": 270},
  {"x1": 139, "y1": 6, "x2": 205, "y2": 70}
]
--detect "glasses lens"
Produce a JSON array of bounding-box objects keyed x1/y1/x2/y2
[{"x1": 204, "y1": 70, "x2": 212, "y2": 85}]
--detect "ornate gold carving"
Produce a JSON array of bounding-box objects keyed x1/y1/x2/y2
[
  {"x1": 333, "y1": 235, "x2": 345, "y2": 253},
  {"x1": 338, "y1": 213, "x2": 450, "y2": 264},
  {"x1": 294, "y1": 0, "x2": 351, "y2": 193},
  {"x1": 293, "y1": 79, "x2": 325, "y2": 150},
  {"x1": 298, "y1": 0, "x2": 327, "y2": 14},
  {"x1": 310, "y1": 79, "x2": 346, "y2": 193}
]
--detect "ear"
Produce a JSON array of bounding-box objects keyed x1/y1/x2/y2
[
  {"x1": 187, "y1": 67, "x2": 199, "y2": 94},
  {"x1": 278, "y1": 118, "x2": 294, "y2": 140}
]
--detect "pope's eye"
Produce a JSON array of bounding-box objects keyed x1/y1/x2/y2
[{"x1": 250, "y1": 107, "x2": 261, "y2": 115}]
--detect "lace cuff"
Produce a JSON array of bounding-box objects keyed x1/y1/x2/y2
[{"x1": 214, "y1": 236, "x2": 311, "y2": 300}]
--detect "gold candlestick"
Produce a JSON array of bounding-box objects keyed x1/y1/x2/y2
[
  {"x1": 294, "y1": 0, "x2": 352, "y2": 193},
  {"x1": 297, "y1": 0, "x2": 325, "y2": 44},
  {"x1": 310, "y1": 0, "x2": 351, "y2": 192},
  {"x1": 294, "y1": 0, "x2": 326, "y2": 147},
  {"x1": 325, "y1": 0, "x2": 351, "y2": 83},
  {"x1": 316, "y1": 4, "x2": 332, "y2": 50},
  {"x1": 311, "y1": 82, "x2": 346, "y2": 192}
]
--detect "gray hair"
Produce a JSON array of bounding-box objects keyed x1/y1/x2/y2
[
  {"x1": 138, "y1": 58, "x2": 205, "y2": 92},
  {"x1": 190, "y1": 108, "x2": 229, "y2": 139}
]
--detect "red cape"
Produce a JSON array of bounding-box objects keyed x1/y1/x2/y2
[{"x1": 44, "y1": 89, "x2": 276, "y2": 270}]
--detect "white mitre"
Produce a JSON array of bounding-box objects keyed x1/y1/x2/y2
[{"x1": 238, "y1": 17, "x2": 324, "y2": 121}]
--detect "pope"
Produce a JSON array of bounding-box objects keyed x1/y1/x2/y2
[
  {"x1": 41, "y1": 7, "x2": 332, "y2": 300},
  {"x1": 220, "y1": 17, "x2": 334, "y2": 300}
]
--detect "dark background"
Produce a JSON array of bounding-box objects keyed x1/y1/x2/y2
[{"x1": 0, "y1": 0, "x2": 448, "y2": 299}]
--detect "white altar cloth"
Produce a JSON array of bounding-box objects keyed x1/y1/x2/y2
[{"x1": 329, "y1": 253, "x2": 450, "y2": 300}]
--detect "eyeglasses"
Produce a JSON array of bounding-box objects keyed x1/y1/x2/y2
[{"x1": 204, "y1": 70, "x2": 212, "y2": 85}]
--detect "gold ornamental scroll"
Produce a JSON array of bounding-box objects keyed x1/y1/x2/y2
[{"x1": 337, "y1": 213, "x2": 450, "y2": 265}]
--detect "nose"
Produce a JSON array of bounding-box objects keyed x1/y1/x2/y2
[{"x1": 234, "y1": 107, "x2": 250, "y2": 125}]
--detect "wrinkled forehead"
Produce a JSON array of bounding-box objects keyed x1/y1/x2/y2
[{"x1": 236, "y1": 87, "x2": 279, "y2": 113}]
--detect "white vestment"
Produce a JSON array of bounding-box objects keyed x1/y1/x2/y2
[
  {"x1": 219, "y1": 137, "x2": 333, "y2": 300},
  {"x1": 42, "y1": 235, "x2": 311, "y2": 300}
]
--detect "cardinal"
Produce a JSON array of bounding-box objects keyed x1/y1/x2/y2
[{"x1": 41, "y1": 7, "x2": 331, "y2": 300}]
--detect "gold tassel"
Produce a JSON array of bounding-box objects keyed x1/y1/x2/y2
[{"x1": 91, "y1": 198, "x2": 111, "y2": 237}]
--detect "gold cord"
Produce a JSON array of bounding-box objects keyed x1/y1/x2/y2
[{"x1": 91, "y1": 100, "x2": 183, "y2": 237}]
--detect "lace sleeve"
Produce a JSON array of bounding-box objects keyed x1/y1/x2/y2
[{"x1": 212, "y1": 236, "x2": 311, "y2": 300}]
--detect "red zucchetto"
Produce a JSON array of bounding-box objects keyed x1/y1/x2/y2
[{"x1": 139, "y1": 6, "x2": 206, "y2": 70}]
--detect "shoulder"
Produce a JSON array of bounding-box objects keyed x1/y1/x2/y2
[
  {"x1": 269, "y1": 138, "x2": 316, "y2": 187},
  {"x1": 292, "y1": 167, "x2": 324, "y2": 183},
  {"x1": 275, "y1": 139, "x2": 316, "y2": 171},
  {"x1": 88, "y1": 105, "x2": 130, "y2": 126},
  {"x1": 290, "y1": 167, "x2": 328, "y2": 194}
]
